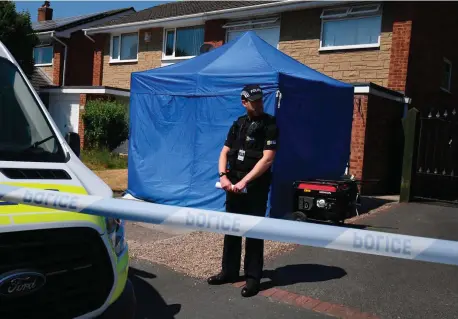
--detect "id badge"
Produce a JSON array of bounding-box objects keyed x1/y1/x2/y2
[{"x1": 237, "y1": 149, "x2": 245, "y2": 161}]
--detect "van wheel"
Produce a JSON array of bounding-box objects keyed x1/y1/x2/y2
[{"x1": 292, "y1": 211, "x2": 307, "y2": 222}]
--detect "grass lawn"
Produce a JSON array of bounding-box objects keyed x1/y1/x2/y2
[
  {"x1": 81, "y1": 149, "x2": 127, "y2": 171},
  {"x1": 81, "y1": 148, "x2": 128, "y2": 193}
]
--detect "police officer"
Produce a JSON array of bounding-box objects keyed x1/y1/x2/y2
[{"x1": 207, "y1": 84, "x2": 279, "y2": 297}]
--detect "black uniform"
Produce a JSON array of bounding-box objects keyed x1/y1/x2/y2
[{"x1": 222, "y1": 112, "x2": 279, "y2": 282}]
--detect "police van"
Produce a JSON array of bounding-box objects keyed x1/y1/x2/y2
[{"x1": 0, "y1": 41, "x2": 136, "y2": 318}]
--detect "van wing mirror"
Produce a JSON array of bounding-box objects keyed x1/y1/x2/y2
[{"x1": 65, "y1": 132, "x2": 81, "y2": 157}]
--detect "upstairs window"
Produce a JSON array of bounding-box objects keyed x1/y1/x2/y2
[
  {"x1": 320, "y1": 4, "x2": 382, "y2": 51},
  {"x1": 441, "y1": 58, "x2": 452, "y2": 92},
  {"x1": 33, "y1": 46, "x2": 53, "y2": 66},
  {"x1": 224, "y1": 16, "x2": 281, "y2": 49},
  {"x1": 163, "y1": 25, "x2": 205, "y2": 59},
  {"x1": 110, "y1": 32, "x2": 138, "y2": 62}
]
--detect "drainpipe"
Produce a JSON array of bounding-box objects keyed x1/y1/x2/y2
[
  {"x1": 51, "y1": 31, "x2": 67, "y2": 86},
  {"x1": 403, "y1": 97, "x2": 412, "y2": 118},
  {"x1": 84, "y1": 30, "x2": 95, "y2": 43}
]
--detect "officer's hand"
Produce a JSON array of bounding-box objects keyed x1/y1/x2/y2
[
  {"x1": 220, "y1": 176, "x2": 232, "y2": 191},
  {"x1": 233, "y1": 180, "x2": 247, "y2": 193}
]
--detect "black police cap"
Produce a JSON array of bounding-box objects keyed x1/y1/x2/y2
[{"x1": 241, "y1": 84, "x2": 263, "y2": 101}]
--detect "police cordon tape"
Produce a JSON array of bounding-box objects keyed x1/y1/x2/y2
[{"x1": 1, "y1": 184, "x2": 458, "y2": 266}]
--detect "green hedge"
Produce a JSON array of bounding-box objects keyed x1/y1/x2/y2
[{"x1": 83, "y1": 99, "x2": 128, "y2": 151}]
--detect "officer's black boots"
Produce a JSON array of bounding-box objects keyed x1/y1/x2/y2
[
  {"x1": 241, "y1": 277, "x2": 260, "y2": 298},
  {"x1": 207, "y1": 272, "x2": 238, "y2": 285}
]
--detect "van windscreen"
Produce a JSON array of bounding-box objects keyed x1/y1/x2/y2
[{"x1": 0, "y1": 58, "x2": 66, "y2": 162}]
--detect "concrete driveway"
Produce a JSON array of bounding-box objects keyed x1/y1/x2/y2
[{"x1": 263, "y1": 202, "x2": 458, "y2": 319}]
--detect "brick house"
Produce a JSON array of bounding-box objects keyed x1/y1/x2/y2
[
  {"x1": 81, "y1": 1, "x2": 458, "y2": 195},
  {"x1": 30, "y1": 1, "x2": 134, "y2": 149}
]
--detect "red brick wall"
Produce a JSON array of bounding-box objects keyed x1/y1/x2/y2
[
  {"x1": 65, "y1": 31, "x2": 95, "y2": 86},
  {"x1": 204, "y1": 19, "x2": 226, "y2": 48},
  {"x1": 387, "y1": 2, "x2": 414, "y2": 92},
  {"x1": 362, "y1": 94, "x2": 405, "y2": 195},
  {"x1": 93, "y1": 34, "x2": 106, "y2": 86},
  {"x1": 349, "y1": 95, "x2": 368, "y2": 181},
  {"x1": 52, "y1": 42, "x2": 64, "y2": 86},
  {"x1": 349, "y1": 93, "x2": 404, "y2": 195},
  {"x1": 387, "y1": 21, "x2": 412, "y2": 92}
]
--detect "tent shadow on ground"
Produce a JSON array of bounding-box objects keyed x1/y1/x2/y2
[
  {"x1": 260, "y1": 264, "x2": 347, "y2": 291},
  {"x1": 128, "y1": 267, "x2": 181, "y2": 319}
]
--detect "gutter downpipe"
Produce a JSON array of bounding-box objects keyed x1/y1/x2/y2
[
  {"x1": 82, "y1": 0, "x2": 348, "y2": 34},
  {"x1": 403, "y1": 97, "x2": 412, "y2": 118},
  {"x1": 84, "y1": 30, "x2": 95, "y2": 43},
  {"x1": 51, "y1": 31, "x2": 67, "y2": 86}
]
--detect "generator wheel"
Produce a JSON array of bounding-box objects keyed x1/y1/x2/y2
[{"x1": 292, "y1": 211, "x2": 307, "y2": 222}]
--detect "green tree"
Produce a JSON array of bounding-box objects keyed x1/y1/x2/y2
[{"x1": 0, "y1": 1, "x2": 38, "y2": 76}]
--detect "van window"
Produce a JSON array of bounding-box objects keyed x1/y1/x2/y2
[{"x1": 0, "y1": 57, "x2": 66, "y2": 162}]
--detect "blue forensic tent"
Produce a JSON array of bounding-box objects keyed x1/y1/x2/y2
[{"x1": 127, "y1": 31, "x2": 354, "y2": 218}]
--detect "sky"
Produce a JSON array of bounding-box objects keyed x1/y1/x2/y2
[{"x1": 14, "y1": 1, "x2": 174, "y2": 22}]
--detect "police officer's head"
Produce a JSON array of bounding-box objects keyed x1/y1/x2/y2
[{"x1": 241, "y1": 84, "x2": 264, "y2": 117}]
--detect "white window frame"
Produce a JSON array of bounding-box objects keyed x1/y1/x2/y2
[
  {"x1": 109, "y1": 32, "x2": 139, "y2": 64},
  {"x1": 441, "y1": 57, "x2": 452, "y2": 93},
  {"x1": 224, "y1": 16, "x2": 281, "y2": 49},
  {"x1": 319, "y1": 3, "x2": 383, "y2": 52},
  {"x1": 162, "y1": 25, "x2": 205, "y2": 61},
  {"x1": 33, "y1": 45, "x2": 54, "y2": 66}
]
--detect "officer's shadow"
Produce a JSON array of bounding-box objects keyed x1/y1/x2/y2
[{"x1": 259, "y1": 264, "x2": 347, "y2": 291}]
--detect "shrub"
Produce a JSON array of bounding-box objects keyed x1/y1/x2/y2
[{"x1": 83, "y1": 99, "x2": 128, "y2": 151}]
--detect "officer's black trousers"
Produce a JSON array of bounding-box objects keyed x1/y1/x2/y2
[{"x1": 221, "y1": 185, "x2": 269, "y2": 282}]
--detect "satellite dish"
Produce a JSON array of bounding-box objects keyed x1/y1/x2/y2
[{"x1": 199, "y1": 43, "x2": 215, "y2": 55}]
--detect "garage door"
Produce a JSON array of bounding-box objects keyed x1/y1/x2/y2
[
  {"x1": 48, "y1": 93, "x2": 80, "y2": 136},
  {"x1": 227, "y1": 27, "x2": 280, "y2": 49}
]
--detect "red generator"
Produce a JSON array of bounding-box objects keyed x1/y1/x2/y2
[{"x1": 292, "y1": 179, "x2": 360, "y2": 224}]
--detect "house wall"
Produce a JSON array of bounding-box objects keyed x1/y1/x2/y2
[
  {"x1": 94, "y1": 3, "x2": 418, "y2": 91},
  {"x1": 349, "y1": 95, "x2": 368, "y2": 181},
  {"x1": 65, "y1": 30, "x2": 95, "y2": 86},
  {"x1": 362, "y1": 94, "x2": 404, "y2": 195},
  {"x1": 101, "y1": 28, "x2": 163, "y2": 89},
  {"x1": 39, "y1": 65, "x2": 54, "y2": 83},
  {"x1": 96, "y1": 19, "x2": 229, "y2": 89},
  {"x1": 278, "y1": 5, "x2": 395, "y2": 87},
  {"x1": 405, "y1": 2, "x2": 458, "y2": 115},
  {"x1": 348, "y1": 93, "x2": 404, "y2": 195}
]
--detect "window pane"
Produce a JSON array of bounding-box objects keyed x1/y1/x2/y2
[
  {"x1": 175, "y1": 26, "x2": 204, "y2": 57},
  {"x1": 322, "y1": 16, "x2": 381, "y2": 47},
  {"x1": 33, "y1": 46, "x2": 53, "y2": 64},
  {"x1": 112, "y1": 36, "x2": 119, "y2": 59},
  {"x1": 165, "y1": 30, "x2": 175, "y2": 56},
  {"x1": 228, "y1": 28, "x2": 280, "y2": 48},
  {"x1": 120, "y1": 33, "x2": 138, "y2": 60}
]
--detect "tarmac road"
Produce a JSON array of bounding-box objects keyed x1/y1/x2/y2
[{"x1": 128, "y1": 258, "x2": 330, "y2": 319}]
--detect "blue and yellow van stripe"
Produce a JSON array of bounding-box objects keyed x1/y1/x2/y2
[{"x1": 0, "y1": 182, "x2": 105, "y2": 226}]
